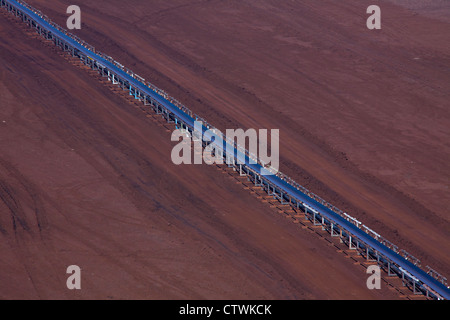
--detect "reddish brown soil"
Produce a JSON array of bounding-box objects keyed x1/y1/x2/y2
[{"x1": 1, "y1": 0, "x2": 449, "y2": 299}]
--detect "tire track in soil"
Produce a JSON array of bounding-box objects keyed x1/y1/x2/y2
[
  {"x1": 0, "y1": 158, "x2": 48, "y2": 240},
  {"x1": 0, "y1": 158, "x2": 51, "y2": 299}
]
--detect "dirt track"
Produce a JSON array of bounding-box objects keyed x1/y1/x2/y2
[{"x1": 0, "y1": 0, "x2": 449, "y2": 299}]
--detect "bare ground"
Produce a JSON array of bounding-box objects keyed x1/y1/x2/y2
[{"x1": 1, "y1": 0, "x2": 449, "y2": 299}]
